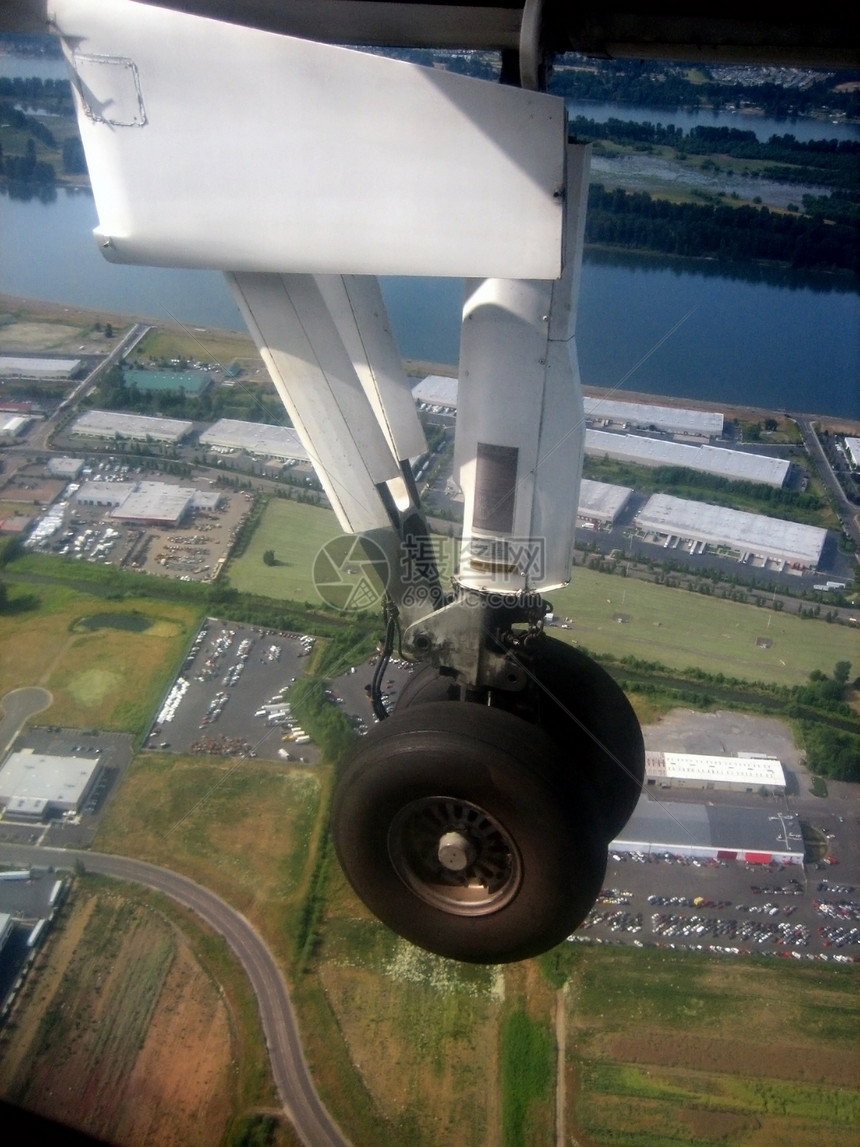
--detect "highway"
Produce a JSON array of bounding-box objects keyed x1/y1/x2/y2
[
  {"x1": 0, "y1": 842, "x2": 352, "y2": 1147},
  {"x1": 794, "y1": 413, "x2": 860, "y2": 553}
]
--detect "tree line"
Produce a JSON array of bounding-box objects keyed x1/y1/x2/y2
[
  {"x1": 570, "y1": 116, "x2": 860, "y2": 193},
  {"x1": 585, "y1": 184, "x2": 859, "y2": 274},
  {"x1": 550, "y1": 59, "x2": 860, "y2": 121}
]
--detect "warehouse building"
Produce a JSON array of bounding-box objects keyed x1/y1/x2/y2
[
  {"x1": 635, "y1": 493, "x2": 827, "y2": 569},
  {"x1": 577, "y1": 478, "x2": 633, "y2": 526},
  {"x1": 0, "y1": 750, "x2": 101, "y2": 820},
  {"x1": 76, "y1": 479, "x2": 221, "y2": 527},
  {"x1": 584, "y1": 397, "x2": 724, "y2": 438},
  {"x1": 0, "y1": 355, "x2": 82, "y2": 381},
  {"x1": 71, "y1": 410, "x2": 193, "y2": 444},
  {"x1": 48, "y1": 457, "x2": 85, "y2": 480},
  {"x1": 645, "y1": 751, "x2": 785, "y2": 795},
  {"x1": 843, "y1": 437, "x2": 860, "y2": 469},
  {"x1": 611, "y1": 795, "x2": 804, "y2": 865},
  {"x1": 123, "y1": 368, "x2": 209, "y2": 394},
  {"x1": 412, "y1": 375, "x2": 459, "y2": 411},
  {"x1": 585, "y1": 429, "x2": 790, "y2": 488},
  {"x1": 199, "y1": 418, "x2": 308, "y2": 461}
]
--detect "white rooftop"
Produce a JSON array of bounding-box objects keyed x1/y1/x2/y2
[
  {"x1": 636, "y1": 492, "x2": 826, "y2": 567},
  {"x1": 646, "y1": 751, "x2": 785, "y2": 788},
  {"x1": 412, "y1": 375, "x2": 459, "y2": 409},
  {"x1": 199, "y1": 418, "x2": 308, "y2": 460},
  {"x1": 584, "y1": 397, "x2": 724, "y2": 437},
  {"x1": 578, "y1": 478, "x2": 633, "y2": 522},
  {"x1": 72, "y1": 410, "x2": 193, "y2": 442},
  {"x1": 0, "y1": 750, "x2": 100, "y2": 813},
  {"x1": 586, "y1": 429, "x2": 790, "y2": 488},
  {"x1": 0, "y1": 355, "x2": 81, "y2": 378}
]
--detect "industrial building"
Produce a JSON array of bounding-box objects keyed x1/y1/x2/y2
[
  {"x1": 0, "y1": 414, "x2": 30, "y2": 439},
  {"x1": 75, "y1": 479, "x2": 222, "y2": 527},
  {"x1": 199, "y1": 418, "x2": 309, "y2": 461},
  {"x1": 844, "y1": 437, "x2": 860, "y2": 468},
  {"x1": 645, "y1": 751, "x2": 785, "y2": 795},
  {"x1": 412, "y1": 375, "x2": 459, "y2": 411},
  {"x1": 611, "y1": 794, "x2": 805, "y2": 865},
  {"x1": 584, "y1": 397, "x2": 724, "y2": 438},
  {"x1": 48, "y1": 457, "x2": 86, "y2": 480},
  {"x1": 71, "y1": 410, "x2": 193, "y2": 444},
  {"x1": 0, "y1": 750, "x2": 102, "y2": 820},
  {"x1": 123, "y1": 368, "x2": 209, "y2": 394},
  {"x1": 585, "y1": 429, "x2": 790, "y2": 488},
  {"x1": 635, "y1": 493, "x2": 827, "y2": 569},
  {"x1": 577, "y1": 478, "x2": 633, "y2": 526},
  {"x1": 0, "y1": 355, "x2": 82, "y2": 381}
]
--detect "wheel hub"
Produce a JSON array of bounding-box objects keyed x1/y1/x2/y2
[{"x1": 388, "y1": 796, "x2": 522, "y2": 916}]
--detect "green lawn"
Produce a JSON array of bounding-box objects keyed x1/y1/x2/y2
[
  {"x1": 226, "y1": 499, "x2": 854, "y2": 688},
  {"x1": 226, "y1": 500, "x2": 343, "y2": 603},
  {"x1": 550, "y1": 567, "x2": 857, "y2": 687}
]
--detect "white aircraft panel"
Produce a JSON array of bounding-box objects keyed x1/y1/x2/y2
[{"x1": 52, "y1": 0, "x2": 567, "y2": 279}]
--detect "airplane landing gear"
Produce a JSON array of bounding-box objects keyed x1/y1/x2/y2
[{"x1": 331, "y1": 693, "x2": 612, "y2": 964}]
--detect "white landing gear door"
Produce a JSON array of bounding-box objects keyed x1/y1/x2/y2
[
  {"x1": 227, "y1": 272, "x2": 405, "y2": 537},
  {"x1": 455, "y1": 144, "x2": 591, "y2": 596}
]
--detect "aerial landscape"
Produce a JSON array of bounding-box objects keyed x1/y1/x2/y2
[{"x1": 0, "y1": 11, "x2": 859, "y2": 1147}]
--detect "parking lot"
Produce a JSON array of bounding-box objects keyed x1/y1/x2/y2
[{"x1": 145, "y1": 620, "x2": 330, "y2": 761}]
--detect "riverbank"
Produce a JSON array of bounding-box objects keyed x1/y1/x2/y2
[{"x1": 2, "y1": 292, "x2": 858, "y2": 434}]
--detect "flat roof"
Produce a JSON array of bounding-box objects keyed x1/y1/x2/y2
[
  {"x1": 124, "y1": 369, "x2": 208, "y2": 393},
  {"x1": 199, "y1": 418, "x2": 308, "y2": 461},
  {"x1": 636, "y1": 493, "x2": 826, "y2": 567},
  {"x1": 111, "y1": 481, "x2": 194, "y2": 523},
  {"x1": 584, "y1": 397, "x2": 723, "y2": 437},
  {"x1": 412, "y1": 375, "x2": 459, "y2": 409},
  {"x1": 0, "y1": 750, "x2": 99, "y2": 812},
  {"x1": 578, "y1": 478, "x2": 633, "y2": 522},
  {"x1": 72, "y1": 410, "x2": 193, "y2": 442},
  {"x1": 0, "y1": 355, "x2": 81, "y2": 378},
  {"x1": 613, "y1": 795, "x2": 804, "y2": 861},
  {"x1": 646, "y1": 751, "x2": 785, "y2": 787},
  {"x1": 844, "y1": 437, "x2": 860, "y2": 467},
  {"x1": 586, "y1": 429, "x2": 789, "y2": 487}
]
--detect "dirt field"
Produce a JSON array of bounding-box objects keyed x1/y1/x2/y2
[{"x1": 0, "y1": 886, "x2": 236, "y2": 1147}]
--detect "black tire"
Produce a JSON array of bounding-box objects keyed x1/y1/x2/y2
[
  {"x1": 530, "y1": 637, "x2": 644, "y2": 841},
  {"x1": 331, "y1": 702, "x2": 606, "y2": 963},
  {"x1": 395, "y1": 663, "x2": 460, "y2": 711}
]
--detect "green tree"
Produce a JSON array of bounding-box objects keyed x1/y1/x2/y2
[{"x1": 262, "y1": 549, "x2": 276, "y2": 566}]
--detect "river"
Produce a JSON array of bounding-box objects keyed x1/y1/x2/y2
[{"x1": 2, "y1": 54, "x2": 858, "y2": 419}]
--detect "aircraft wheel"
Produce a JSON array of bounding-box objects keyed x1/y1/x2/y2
[
  {"x1": 394, "y1": 663, "x2": 459, "y2": 710},
  {"x1": 331, "y1": 702, "x2": 606, "y2": 963},
  {"x1": 531, "y1": 637, "x2": 644, "y2": 841}
]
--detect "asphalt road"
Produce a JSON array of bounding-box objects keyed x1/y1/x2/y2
[{"x1": 0, "y1": 842, "x2": 351, "y2": 1147}]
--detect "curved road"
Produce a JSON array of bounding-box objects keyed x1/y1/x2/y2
[{"x1": 0, "y1": 842, "x2": 351, "y2": 1147}]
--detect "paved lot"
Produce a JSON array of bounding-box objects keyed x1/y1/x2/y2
[
  {"x1": 574, "y1": 708, "x2": 860, "y2": 961},
  {"x1": 145, "y1": 620, "x2": 325, "y2": 762}
]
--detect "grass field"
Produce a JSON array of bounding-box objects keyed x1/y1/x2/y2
[
  {"x1": 226, "y1": 500, "x2": 348, "y2": 604},
  {"x1": 94, "y1": 753, "x2": 326, "y2": 967},
  {"x1": 226, "y1": 498, "x2": 856, "y2": 688},
  {"x1": 0, "y1": 586, "x2": 202, "y2": 732}
]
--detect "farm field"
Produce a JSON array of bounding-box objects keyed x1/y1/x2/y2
[
  {"x1": 226, "y1": 498, "x2": 856, "y2": 688},
  {"x1": 0, "y1": 882, "x2": 270, "y2": 1147},
  {"x1": 0, "y1": 584, "x2": 202, "y2": 731},
  {"x1": 563, "y1": 946, "x2": 859, "y2": 1147}
]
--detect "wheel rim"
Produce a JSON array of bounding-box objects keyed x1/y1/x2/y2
[{"x1": 387, "y1": 795, "x2": 523, "y2": 916}]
